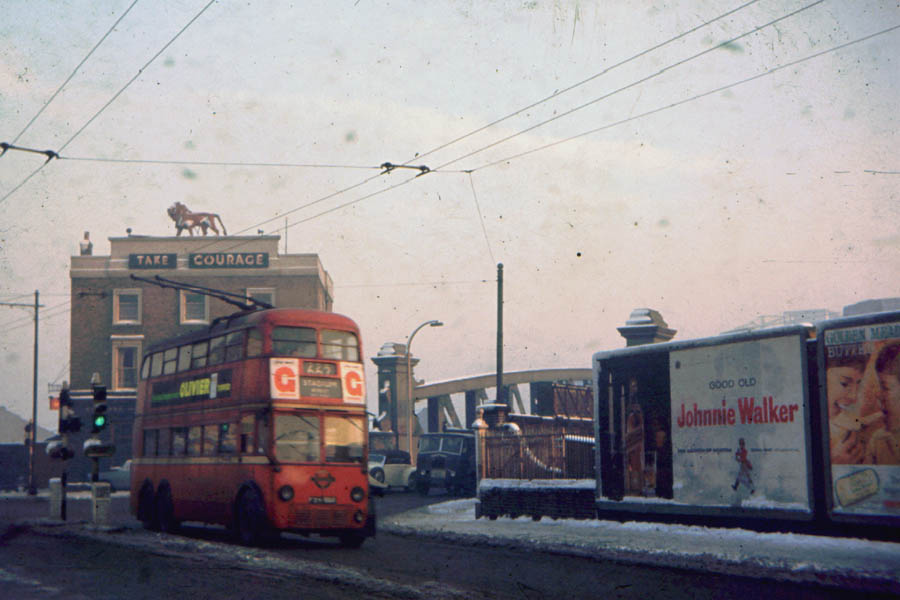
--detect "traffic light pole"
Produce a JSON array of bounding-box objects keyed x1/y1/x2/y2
[{"x1": 61, "y1": 470, "x2": 67, "y2": 521}]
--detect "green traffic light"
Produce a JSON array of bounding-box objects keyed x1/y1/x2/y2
[{"x1": 93, "y1": 414, "x2": 107, "y2": 428}]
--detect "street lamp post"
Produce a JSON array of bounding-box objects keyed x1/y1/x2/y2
[{"x1": 406, "y1": 320, "x2": 443, "y2": 458}]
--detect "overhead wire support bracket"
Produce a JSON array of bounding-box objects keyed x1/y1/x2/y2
[
  {"x1": 0, "y1": 142, "x2": 59, "y2": 164},
  {"x1": 380, "y1": 162, "x2": 431, "y2": 177}
]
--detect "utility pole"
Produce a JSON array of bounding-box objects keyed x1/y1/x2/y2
[
  {"x1": 31, "y1": 291, "x2": 39, "y2": 495},
  {"x1": 496, "y1": 263, "x2": 503, "y2": 406},
  {"x1": 1, "y1": 291, "x2": 43, "y2": 495}
]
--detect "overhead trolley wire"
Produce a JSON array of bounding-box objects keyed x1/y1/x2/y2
[
  {"x1": 192, "y1": 1, "x2": 776, "y2": 258},
  {"x1": 257, "y1": 19, "x2": 900, "y2": 257},
  {"x1": 407, "y1": 0, "x2": 763, "y2": 166},
  {"x1": 57, "y1": 0, "x2": 217, "y2": 155},
  {"x1": 56, "y1": 156, "x2": 382, "y2": 170},
  {"x1": 468, "y1": 24, "x2": 900, "y2": 173},
  {"x1": 10, "y1": 0, "x2": 141, "y2": 146},
  {"x1": 3, "y1": 0, "x2": 763, "y2": 209},
  {"x1": 181, "y1": 0, "x2": 858, "y2": 265},
  {"x1": 0, "y1": 0, "x2": 217, "y2": 206},
  {"x1": 429, "y1": 0, "x2": 827, "y2": 173}
]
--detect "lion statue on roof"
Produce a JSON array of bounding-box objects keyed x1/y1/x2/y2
[{"x1": 167, "y1": 202, "x2": 227, "y2": 236}]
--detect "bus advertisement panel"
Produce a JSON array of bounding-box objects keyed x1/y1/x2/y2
[
  {"x1": 824, "y1": 320, "x2": 900, "y2": 517},
  {"x1": 669, "y1": 334, "x2": 810, "y2": 511}
]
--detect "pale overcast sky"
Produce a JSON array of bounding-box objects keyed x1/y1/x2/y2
[{"x1": 1, "y1": 1, "x2": 898, "y2": 427}]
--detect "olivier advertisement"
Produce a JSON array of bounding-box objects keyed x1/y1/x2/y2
[{"x1": 669, "y1": 334, "x2": 810, "y2": 510}]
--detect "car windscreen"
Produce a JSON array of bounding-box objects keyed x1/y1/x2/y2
[
  {"x1": 419, "y1": 436, "x2": 441, "y2": 453},
  {"x1": 441, "y1": 436, "x2": 464, "y2": 454}
]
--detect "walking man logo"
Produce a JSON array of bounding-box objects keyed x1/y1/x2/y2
[{"x1": 732, "y1": 438, "x2": 755, "y2": 494}]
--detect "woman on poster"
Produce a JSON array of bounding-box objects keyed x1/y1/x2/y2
[
  {"x1": 862, "y1": 342, "x2": 900, "y2": 465},
  {"x1": 826, "y1": 352, "x2": 873, "y2": 464}
]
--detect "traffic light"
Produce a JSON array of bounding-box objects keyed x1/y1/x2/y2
[
  {"x1": 24, "y1": 420, "x2": 33, "y2": 446},
  {"x1": 58, "y1": 388, "x2": 82, "y2": 434},
  {"x1": 92, "y1": 384, "x2": 108, "y2": 434}
]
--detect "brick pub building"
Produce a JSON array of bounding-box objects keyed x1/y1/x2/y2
[{"x1": 67, "y1": 233, "x2": 333, "y2": 479}]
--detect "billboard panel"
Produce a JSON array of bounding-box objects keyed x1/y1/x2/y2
[
  {"x1": 670, "y1": 334, "x2": 810, "y2": 510},
  {"x1": 824, "y1": 320, "x2": 900, "y2": 517}
]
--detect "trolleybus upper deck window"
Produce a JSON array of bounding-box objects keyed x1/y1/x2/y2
[
  {"x1": 151, "y1": 352, "x2": 164, "y2": 377},
  {"x1": 162, "y1": 347, "x2": 178, "y2": 375},
  {"x1": 247, "y1": 328, "x2": 263, "y2": 357},
  {"x1": 322, "y1": 330, "x2": 360, "y2": 361},
  {"x1": 191, "y1": 340, "x2": 209, "y2": 368},
  {"x1": 225, "y1": 330, "x2": 245, "y2": 361},
  {"x1": 272, "y1": 326, "x2": 317, "y2": 358},
  {"x1": 177, "y1": 344, "x2": 193, "y2": 372},
  {"x1": 208, "y1": 336, "x2": 225, "y2": 365}
]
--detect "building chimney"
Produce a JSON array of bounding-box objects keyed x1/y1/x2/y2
[
  {"x1": 617, "y1": 308, "x2": 676, "y2": 347},
  {"x1": 79, "y1": 231, "x2": 93, "y2": 256}
]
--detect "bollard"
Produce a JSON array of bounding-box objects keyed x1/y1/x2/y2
[
  {"x1": 91, "y1": 482, "x2": 111, "y2": 526},
  {"x1": 49, "y1": 478, "x2": 63, "y2": 520}
]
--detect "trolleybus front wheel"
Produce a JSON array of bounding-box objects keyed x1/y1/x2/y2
[
  {"x1": 234, "y1": 487, "x2": 270, "y2": 546},
  {"x1": 338, "y1": 532, "x2": 366, "y2": 548}
]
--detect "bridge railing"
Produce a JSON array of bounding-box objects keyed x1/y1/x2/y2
[{"x1": 483, "y1": 431, "x2": 594, "y2": 480}]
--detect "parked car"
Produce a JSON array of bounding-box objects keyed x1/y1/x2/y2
[
  {"x1": 414, "y1": 430, "x2": 476, "y2": 496},
  {"x1": 97, "y1": 460, "x2": 132, "y2": 492},
  {"x1": 368, "y1": 450, "x2": 416, "y2": 495}
]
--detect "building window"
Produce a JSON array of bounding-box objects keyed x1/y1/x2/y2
[
  {"x1": 113, "y1": 289, "x2": 141, "y2": 325},
  {"x1": 181, "y1": 291, "x2": 208, "y2": 324},
  {"x1": 247, "y1": 288, "x2": 275, "y2": 308},
  {"x1": 111, "y1": 337, "x2": 142, "y2": 390}
]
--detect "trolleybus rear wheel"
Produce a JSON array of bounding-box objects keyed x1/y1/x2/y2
[
  {"x1": 137, "y1": 482, "x2": 158, "y2": 531},
  {"x1": 156, "y1": 483, "x2": 179, "y2": 534}
]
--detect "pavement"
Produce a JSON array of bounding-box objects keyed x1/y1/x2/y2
[
  {"x1": 5, "y1": 489, "x2": 900, "y2": 595},
  {"x1": 382, "y1": 498, "x2": 900, "y2": 595}
]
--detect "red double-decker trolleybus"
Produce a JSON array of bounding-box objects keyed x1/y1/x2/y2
[{"x1": 130, "y1": 307, "x2": 373, "y2": 547}]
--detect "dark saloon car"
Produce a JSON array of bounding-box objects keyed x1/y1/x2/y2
[{"x1": 414, "y1": 430, "x2": 476, "y2": 496}]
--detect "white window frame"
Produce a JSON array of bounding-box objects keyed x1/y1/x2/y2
[
  {"x1": 247, "y1": 287, "x2": 275, "y2": 308},
  {"x1": 180, "y1": 291, "x2": 209, "y2": 324},
  {"x1": 113, "y1": 289, "x2": 142, "y2": 325},
  {"x1": 111, "y1": 335, "x2": 143, "y2": 391}
]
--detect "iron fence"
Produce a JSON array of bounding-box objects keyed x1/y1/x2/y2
[{"x1": 483, "y1": 432, "x2": 594, "y2": 480}]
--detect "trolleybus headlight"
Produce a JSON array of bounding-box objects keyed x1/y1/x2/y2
[
  {"x1": 350, "y1": 486, "x2": 365, "y2": 503},
  {"x1": 353, "y1": 510, "x2": 365, "y2": 523},
  {"x1": 278, "y1": 485, "x2": 295, "y2": 502}
]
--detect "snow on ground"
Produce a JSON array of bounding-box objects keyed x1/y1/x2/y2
[
  {"x1": 383, "y1": 498, "x2": 900, "y2": 594},
  {"x1": 5, "y1": 489, "x2": 899, "y2": 593}
]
